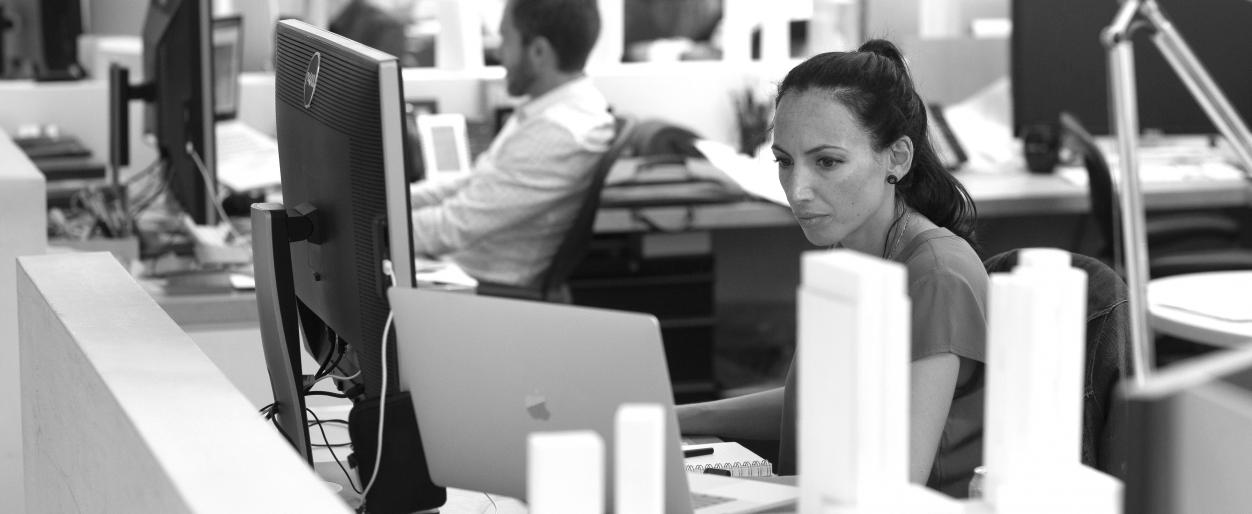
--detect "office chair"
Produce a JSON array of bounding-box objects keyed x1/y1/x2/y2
[
  {"x1": 1060, "y1": 111, "x2": 1252, "y2": 278},
  {"x1": 984, "y1": 249, "x2": 1131, "y2": 478},
  {"x1": 475, "y1": 115, "x2": 637, "y2": 302}
]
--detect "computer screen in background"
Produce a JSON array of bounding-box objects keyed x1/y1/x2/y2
[
  {"x1": 140, "y1": 0, "x2": 217, "y2": 225},
  {"x1": 1123, "y1": 343, "x2": 1252, "y2": 513},
  {"x1": 416, "y1": 113, "x2": 472, "y2": 180},
  {"x1": 211, "y1": 15, "x2": 243, "y2": 121},
  {"x1": 256, "y1": 19, "x2": 443, "y2": 511},
  {"x1": 1012, "y1": 0, "x2": 1252, "y2": 136}
]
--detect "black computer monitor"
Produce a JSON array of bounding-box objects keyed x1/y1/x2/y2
[
  {"x1": 1012, "y1": 0, "x2": 1252, "y2": 136},
  {"x1": 139, "y1": 0, "x2": 217, "y2": 225},
  {"x1": 1123, "y1": 343, "x2": 1252, "y2": 513},
  {"x1": 253, "y1": 18, "x2": 441, "y2": 511},
  {"x1": 35, "y1": 0, "x2": 85, "y2": 80}
]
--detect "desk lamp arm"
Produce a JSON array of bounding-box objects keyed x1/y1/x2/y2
[
  {"x1": 1103, "y1": 0, "x2": 1155, "y2": 387},
  {"x1": 1102, "y1": 0, "x2": 1252, "y2": 386}
]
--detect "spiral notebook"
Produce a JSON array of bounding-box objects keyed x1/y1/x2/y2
[{"x1": 682, "y1": 442, "x2": 775, "y2": 477}]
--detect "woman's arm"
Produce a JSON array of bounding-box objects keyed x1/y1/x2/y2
[
  {"x1": 675, "y1": 387, "x2": 784, "y2": 441},
  {"x1": 909, "y1": 352, "x2": 960, "y2": 483}
]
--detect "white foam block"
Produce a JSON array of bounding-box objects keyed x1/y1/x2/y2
[
  {"x1": 984, "y1": 248, "x2": 1095, "y2": 508},
  {"x1": 528, "y1": 430, "x2": 605, "y2": 514},
  {"x1": 614, "y1": 403, "x2": 666, "y2": 514},
  {"x1": 823, "y1": 484, "x2": 964, "y2": 514},
  {"x1": 798, "y1": 250, "x2": 909, "y2": 512}
]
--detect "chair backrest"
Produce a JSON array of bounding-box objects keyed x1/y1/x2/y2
[
  {"x1": 537, "y1": 115, "x2": 637, "y2": 300},
  {"x1": 1059, "y1": 112, "x2": 1118, "y2": 262},
  {"x1": 983, "y1": 248, "x2": 1132, "y2": 478}
]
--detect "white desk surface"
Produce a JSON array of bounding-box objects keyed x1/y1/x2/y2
[{"x1": 1149, "y1": 271, "x2": 1252, "y2": 347}]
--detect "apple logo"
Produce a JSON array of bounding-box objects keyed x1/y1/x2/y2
[{"x1": 525, "y1": 390, "x2": 551, "y2": 421}]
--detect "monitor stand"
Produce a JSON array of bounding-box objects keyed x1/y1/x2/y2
[
  {"x1": 251, "y1": 203, "x2": 447, "y2": 512},
  {"x1": 251, "y1": 202, "x2": 314, "y2": 463}
]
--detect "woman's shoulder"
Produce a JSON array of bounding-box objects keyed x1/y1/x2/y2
[{"x1": 900, "y1": 228, "x2": 987, "y2": 289}]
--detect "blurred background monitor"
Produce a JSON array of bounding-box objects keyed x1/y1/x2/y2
[
  {"x1": 0, "y1": 0, "x2": 85, "y2": 79},
  {"x1": 1012, "y1": 0, "x2": 1252, "y2": 136},
  {"x1": 141, "y1": 0, "x2": 217, "y2": 225},
  {"x1": 1123, "y1": 343, "x2": 1252, "y2": 513}
]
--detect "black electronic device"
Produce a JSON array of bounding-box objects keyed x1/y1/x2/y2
[
  {"x1": 252, "y1": 19, "x2": 443, "y2": 512},
  {"x1": 1021, "y1": 123, "x2": 1060, "y2": 174},
  {"x1": 34, "y1": 0, "x2": 85, "y2": 81},
  {"x1": 1012, "y1": 0, "x2": 1252, "y2": 136},
  {"x1": 110, "y1": 0, "x2": 217, "y2": 225}
]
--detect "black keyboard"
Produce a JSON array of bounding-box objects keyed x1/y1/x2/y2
[{"x1": 15, "y1": 135, "x2": 91, "y2": 159}]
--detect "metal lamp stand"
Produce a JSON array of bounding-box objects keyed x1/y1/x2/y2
[{"x1": 1103, "y1": 0, "x2": 1252, "y2": 385}]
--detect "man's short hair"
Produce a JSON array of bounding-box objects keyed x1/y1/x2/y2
[{"x1": 511, "y1": 0, "x2": 601, "y2": 72}]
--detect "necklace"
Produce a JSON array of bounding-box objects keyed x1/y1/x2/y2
[{"x1": 883, "y1": 209, "x2": 912, "y2": 260}]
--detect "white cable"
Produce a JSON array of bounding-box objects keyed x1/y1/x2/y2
[
  {"x1": 184, "y1": 141, "x2": 244, "y2": 240},
  {"x1": 361, "y1": 258, "x2": 398, "y2": 501}
]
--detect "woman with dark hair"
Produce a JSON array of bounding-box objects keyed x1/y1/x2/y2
[{"x1": 677, "y1": 39, "x2": 987, "y2": 497}]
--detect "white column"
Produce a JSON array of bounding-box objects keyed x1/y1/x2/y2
[
  {"x1": 808, "y1": 0, "x2": 860, "y2": 54},
  {"x1": 437, "y1": 0, "x2": 486, "y2": 70},
  {"x1": 983, "y1": 248, "x2": 1121, "y2": 513},
  {"x1": 588, "y1": 0, "x2": 624, "y2": 68},
  {"x1": 721, "y1": 0, "x2": 755, "y2": 63},
  {"x1": 528, "y1": 430, "x2": 605, "y2": 514},
  {"x1": 797, "y1": 250, "x2": 960, "y2": 513},
  {"x1": 759, "y1": 1, "x2": 791, "y2": 62},
  {"x1": 614, "y1": 403, "x2": 666, "y2": 514}
]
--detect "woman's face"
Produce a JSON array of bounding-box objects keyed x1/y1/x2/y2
[{"x1": 772, "y1": 90, "x2": 896, "y2": 249}]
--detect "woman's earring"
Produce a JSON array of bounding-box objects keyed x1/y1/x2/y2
[{"x1": 886, "y1": 175, "x2": 899, "y2": 184}]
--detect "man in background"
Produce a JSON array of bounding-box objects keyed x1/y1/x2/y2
[{"x1": 408, "y1": 0, "x2": 614, "y2": 289}]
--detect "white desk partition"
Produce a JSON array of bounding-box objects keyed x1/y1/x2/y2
[
  {"x1": 1, "y1": 128, "x2": 46, "y2": 514},
  {"x1": 797, "y1": 250, "x2": 960, "y2": 513},
  {"x1": 17, "y1": 252, "x2": 350, "y2": 513},
  {"x1": 982, "y1": 248, "x2": 1121, "y2": 513}
]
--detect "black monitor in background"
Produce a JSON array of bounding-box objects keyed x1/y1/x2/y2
[
  {"x1": 110, "y1": 0, "x2": 217, "y2": 226},
  {"x1": 1123, "y1": 343, "x2": 1252, "y2": 513},
  {"x1": 143, "y1": 0, "x2": 216, "y2": 225},
  {"x1": 252, "y1": 19, "x2": 443, "y2": 512},
  {"x1": 211, "y1": 15, "x2": 243, "y2": 121},
  {"x1": 35, "y1": 0, "x2": 85, "y2": 80},
  {"x1": 1011, "y1": 0, "x2": 1252, "y2": 136}
]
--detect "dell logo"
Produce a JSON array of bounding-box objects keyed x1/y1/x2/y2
[{"x1": 302, "y1": 52, "x2": 321, "y2": 108}]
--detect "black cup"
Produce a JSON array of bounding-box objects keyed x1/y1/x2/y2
[{"x1": 1022, "y1": 123, "x2": 1060, "y2": 174}]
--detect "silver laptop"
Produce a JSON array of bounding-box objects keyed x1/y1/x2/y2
[{"x1": 389, "y1": 288, "x2": 797, "y2": 513}]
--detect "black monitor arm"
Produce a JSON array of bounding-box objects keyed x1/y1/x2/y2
[
  {"x1": 251, "y1": 202, "x2": 317, "y2": 463},
  {"x1": 108, "y1": 64, "x2": 155, "y2": 171}
]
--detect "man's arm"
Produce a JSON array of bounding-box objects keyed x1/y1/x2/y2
[
  {"x1": 409, "y1": 174, "x2": 471, "y2": 209},
  {"x1": 410, "y1": 120, "x2": 599, "y2": 256}
]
